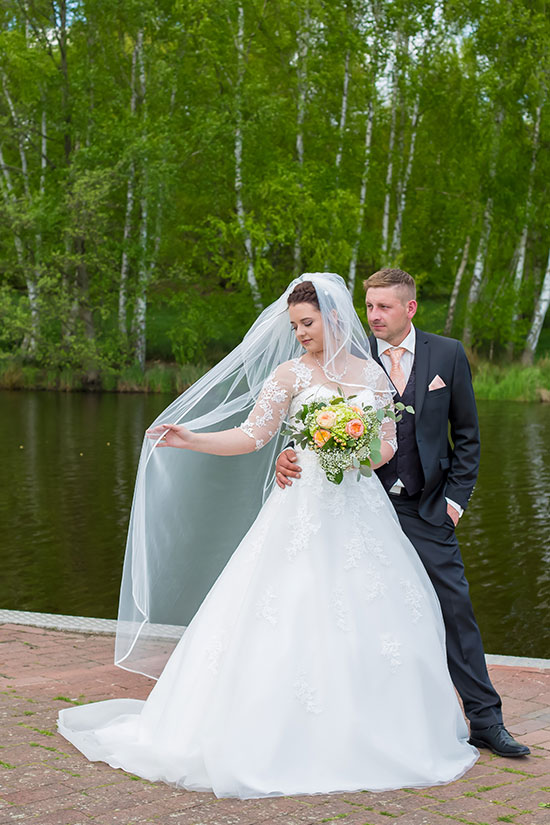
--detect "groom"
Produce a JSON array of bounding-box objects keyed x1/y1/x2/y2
[{"x1": 276, "y1": 267, "x2": 529, "y2": 758}]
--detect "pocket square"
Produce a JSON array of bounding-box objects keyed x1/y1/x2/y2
[{"x1": 428, "y1": 375, "x2": 446, "y2": 391}]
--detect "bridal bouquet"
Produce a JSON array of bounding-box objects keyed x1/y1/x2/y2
[{"x1": 283, "y1": 393, "x2": 412, "y2": 485}]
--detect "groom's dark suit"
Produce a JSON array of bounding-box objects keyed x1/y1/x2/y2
[{"x1": 370, "y1": 328, "x2": 503, "y2": 728}]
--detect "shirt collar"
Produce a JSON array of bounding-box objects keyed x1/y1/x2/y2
[{"x1": 376, "y1": 324, "x2": 416, "y2": 357}]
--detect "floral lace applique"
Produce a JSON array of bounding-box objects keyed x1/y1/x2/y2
[
  {"x1": 245, "y1": 518, "x2": 270, "y2": 563},
  {"x1": 366, "y1": 489, "x2": 386, "y2": 513},
  {"x1": 287, "y1": 504, "x2": 321, "y2": 560},
  {"x1": 362, "y1": 566, "x2": 387, "y2": 601},
  {"x1": 205, "y1": 632, "x2": 226, "y2": 675},
  {"x1": 289, "y1": 358, "x2": 313, "y2": 392},
  {"x1": 343, "y1": 526, "x2": 365, "y2": 570},
  {"x1": 326, "y1": 486, "x2": 347, "y2": 516},
  {"x1": 255, "y1": 587, "x2": 278, "y2": 626},
  {"x1": 331, "y1": 588, "x2": 351, "y2": 632},
  {"x1": 381, "y1": 634, "x2": 402, "y2": 671},
  {"x1": 343, "y1": 523, "x2": 390, "y2": 569},
  {"x1": 294, "y1": 673, "x2": 322, "y2": 714},
  {"x1": 239, "y1": 373, "x2": 289, "y2": 451},
  {"x1": 400, "y1": 579, "x2": 424, "y2": 623}
]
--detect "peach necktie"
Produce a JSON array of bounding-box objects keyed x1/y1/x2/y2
[{"x1": 388, "y1": 347, "x2": 407, "y2": 395}]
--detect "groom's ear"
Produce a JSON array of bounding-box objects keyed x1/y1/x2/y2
[{"x1": 406, "y1": 299, "x2": 418, "y2": 320}]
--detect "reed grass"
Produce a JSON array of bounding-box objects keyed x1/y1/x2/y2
[
  {"x1": 0, "y1": 358, "x2": 210, "y2": 394},
  {"x1": 1, "y1": 355, "x2": 549, "y2": 402},
  {"x1": 472, "y1": 357, "x2": 550, "y2": 402}
]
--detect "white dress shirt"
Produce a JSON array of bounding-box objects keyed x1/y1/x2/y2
[{"x1": 375, "y1": 325, "x2": 463, "y2": 519}]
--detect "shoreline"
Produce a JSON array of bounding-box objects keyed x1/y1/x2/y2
[{"x1": 1, "y1": 356, "x2": 550, "y2": 401}]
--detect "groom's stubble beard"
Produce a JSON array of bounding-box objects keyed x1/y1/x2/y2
[{"x1": 365, "y1": 286, "x2": 417, "y2": 347}]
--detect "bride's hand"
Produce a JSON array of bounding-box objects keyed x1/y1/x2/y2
[{"x1": 146, "y1": 423, "x2": 195, "y2": 449}]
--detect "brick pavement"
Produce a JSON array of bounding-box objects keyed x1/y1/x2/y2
[{"x1": 1, "y1": 623, "x2": 549, "y2": 825}]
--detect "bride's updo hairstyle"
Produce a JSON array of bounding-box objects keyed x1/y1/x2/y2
[{"x1": 287, "y1": 280, "x2": 320, "y2": 310}]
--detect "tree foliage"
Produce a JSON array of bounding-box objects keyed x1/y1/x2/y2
[{"x1": 0, "y1": 0, "x2": 549, "y2": 378}]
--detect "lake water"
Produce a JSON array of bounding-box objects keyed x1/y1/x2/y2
[{"x1": 1, "y1": 390, "x2": 549, "y2": 658}]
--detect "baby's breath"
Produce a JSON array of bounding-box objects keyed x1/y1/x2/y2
[{"x1": 285, "y1": 395, "x2": 389, "y2": 485}]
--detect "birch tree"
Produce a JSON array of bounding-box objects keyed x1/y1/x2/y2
[
  {"x1": 292, "y1": 6, "x2": 310, "y2": 278},
  {"x1": 118, "y1": 39, "x2": 139, "y2": 338},
  {"x1": 522, "y1": 249, "x2": 550, "y2": 365},
  {"x1": 348, "y1": 99, "x2": 374, "y2": 294},
  {"x1": 389, "y1": 94, "x2": 419, "y2": 258},
  {"x1": 234, "y1": 4, "x2": 262, "y2": 309},
  {"x1": 444, "y1": 236, "x2": 470, "y2": 336}
]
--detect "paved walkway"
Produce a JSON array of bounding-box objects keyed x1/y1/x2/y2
[{"x1": 1, "y1": 623, "x2": 550, "y2": 825}]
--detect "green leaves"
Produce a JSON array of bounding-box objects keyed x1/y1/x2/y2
[{"x1": 2, "y1": 0, "x2": 550, "y2": 375}]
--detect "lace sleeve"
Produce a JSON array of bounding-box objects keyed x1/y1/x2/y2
[
  {"x1": 239, "y1": 363, "x2": 293, "y2": 451},
  {"x1": 372, "y1": 364, "x2": 397, "y2": 456}
]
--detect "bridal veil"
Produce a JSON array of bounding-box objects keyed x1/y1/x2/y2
[{"x1": 115, "y1": 273, "x2": 382, "y2": 678}]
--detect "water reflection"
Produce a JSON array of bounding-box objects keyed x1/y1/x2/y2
[
  {"x1": 459, "y1": 401, "x2": 550, "y2": 658},
  {"x1": 0, "y1": 391, "x2": 549, "y2": 658},
  {"x1": 0, "y1": 391, "x2": 169, "y2": 619}
]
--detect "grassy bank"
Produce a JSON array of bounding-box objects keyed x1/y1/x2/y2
[
  {"x1": 1, "y1": 355, "x2": 550, "y2": 402},
  {"x1": 0, "y1": 359, "x2": 209, "y2": 395},
  {"x1": 471, "y1": 357, "x2": 550, "y2": 402}
]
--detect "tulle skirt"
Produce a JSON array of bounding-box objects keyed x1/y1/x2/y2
[{"x1": 58, "y1": 450, "x2": 477, "y2": 798}]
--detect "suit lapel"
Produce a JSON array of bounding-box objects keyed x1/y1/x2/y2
[
  {"x1": 414, "y1": 328, "x2": 430, "y2": 418},
  {"x1": 369, "y1": 334, "x2": 384, "y2": 370}
]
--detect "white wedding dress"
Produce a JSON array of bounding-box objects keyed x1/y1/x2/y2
[{"x1": 58, "y1": 358, "x2": 478, "y2": 798}]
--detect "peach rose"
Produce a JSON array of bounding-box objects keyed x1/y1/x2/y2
[
  {"x1": 345, "y1": 418, "x2": 364, "y2": 438},
  {"x1": 350, "y1": 405, "x2": 363, "y2": 415},
  {"x1": 313, "y1": 429, "x2": 331, "y2": 447},
  {"x1": 316, "y1": 409, "x2": 337, "y2": 428}
]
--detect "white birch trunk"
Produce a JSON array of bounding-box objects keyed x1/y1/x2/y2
[
  {"x1": 2, "y1": 71, "x2": 39, "y2": 349},
  {"x1": 132, "y1": 29, "x2": 152, "y2": 369},
  {"x1": 234, "y1": 5, "x2": 262, "y2": 310},
  {"x1": 509, "y1": 104, "x2": 542, "y2": 354},
  {"x1": 522, "y1": 247, "x2": 550, "y2": 365},
  {"x1": 2, "y1": 74, "x2": 30, "y2": 200},
  {"x1": 120, "y1": 46, "x2": 139, "y2": 331},
  {"x1": 133, "y1": 193, "x2": 149, "y2": 370},
  {"x1": 335, "y1": 50, "x2": 350, "y2": 172},
  {"x1": 119, "y1": 37, "x2": 139, "y2": 337},
  {"x1": 348, "y1": 100, "x2": 374, "y2": 295},
  {"x1": 0, "y1": 141, "x2": 39, "y2": 351},
  {"x1": 119, "y1": 163, "x2": 135, "y2": 336},
  {"x1": 513, "y1": 105, "x2": 541, "y2": 296},
  {"x1": 323, "y1": 48, "x2": 351, "y2": 269},
  {"x1": 390, "y1": 95, "x2": 420, "y2": 257},
  {"x1": 381, "y1": 69, "x2": 398, "y2": 260},
  {"x1": 34, "y1": 109, "x2": 47, "y2": 269},
  {"x1": 444, "y1": 236, "x2": 470, "y2": 336},
  {"x1": 462, "y1": 109, "x2": 503, "y2": 348},
  {"x1": 293, "y1": 9, "x2": 309, "y2": 278},
  {"x1": 463, "y1": 199, "x2": 492, "y2": 347}
]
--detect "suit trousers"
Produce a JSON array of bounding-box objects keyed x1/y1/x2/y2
[{"x1": 390, "y1": 493, "x2": 503, "y2": 729}]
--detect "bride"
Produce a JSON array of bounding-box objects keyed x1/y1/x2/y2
[{"x1": 58, "y1": 273, "x2": 478, "y2": 798}]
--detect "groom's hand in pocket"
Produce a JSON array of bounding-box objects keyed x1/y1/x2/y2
[
  {"x1": 447, "y1": 503, "x2": 460, "y2": 527},
  {"x1": 276, "y1": 449, "x2": 301, "y2": 488}
]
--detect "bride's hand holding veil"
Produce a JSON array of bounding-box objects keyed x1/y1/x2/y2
[
  {"x1": 147, "y1": 423, "x2": 193, "y2": 449},
  {"x1": 146, "y1": 421, "x2": 257, "y2": 456}
]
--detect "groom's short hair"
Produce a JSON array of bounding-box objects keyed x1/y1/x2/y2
[{"x1": 363, "y1": 269, "x2": 416, "y2": 301}]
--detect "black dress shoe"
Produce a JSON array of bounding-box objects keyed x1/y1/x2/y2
[{"x1": 469, "y1": 724, "x2": 530, "y2": 757}]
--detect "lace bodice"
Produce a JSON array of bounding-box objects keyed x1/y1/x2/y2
[{"x1": 239, "y1": 356, "x2": 397, "y2": 454}]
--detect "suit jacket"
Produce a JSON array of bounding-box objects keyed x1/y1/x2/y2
[{"x1": 369, "y1": 328, "x2": 480, "y2": 526}]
